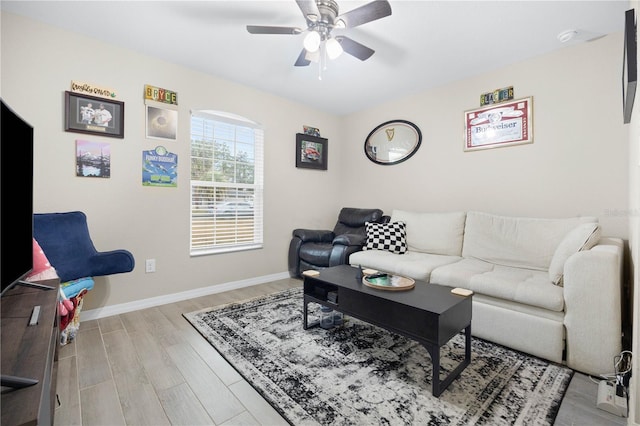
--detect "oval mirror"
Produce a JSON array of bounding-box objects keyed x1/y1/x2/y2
[{"x1": 364, "y1": 120, "x2": 422, "y2": 165}]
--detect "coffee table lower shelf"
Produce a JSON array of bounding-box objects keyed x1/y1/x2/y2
[{"x1": 303, "y1": 289, "x2": 471, "y2": 397}]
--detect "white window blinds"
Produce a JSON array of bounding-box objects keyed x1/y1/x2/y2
[{"x1": 190, "y1": 111, "x2": 264, "y2": 255}]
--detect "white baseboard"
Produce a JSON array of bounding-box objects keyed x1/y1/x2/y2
[{"x1": 80, "y1": 271, "x2": 291, "y2": 322}]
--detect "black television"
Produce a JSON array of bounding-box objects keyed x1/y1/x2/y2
[
  {"x1": 0, "y1": 100, "x2": 35, "y2": 296},
  {"x1": 623, "y1": 8, "x2": 637, "y2": 124}
]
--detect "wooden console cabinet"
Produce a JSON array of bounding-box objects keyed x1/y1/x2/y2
[{"x1": 1, "y1": 279, "x2": 60, "y2": 426}]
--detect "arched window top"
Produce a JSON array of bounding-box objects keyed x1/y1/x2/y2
[{"x1": 191, "y1": 109, "x2": 261, "y2": 129}]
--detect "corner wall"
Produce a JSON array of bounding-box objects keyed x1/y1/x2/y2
[
  {"x1": 0, "y1": 11, "x2": 346, "y2": 310},
  {"x1": 340, "y1": 33, "x2": 628, "y2": 240}
]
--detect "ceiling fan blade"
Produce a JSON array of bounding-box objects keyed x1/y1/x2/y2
[
  {"x1": 336, "y1": 36, "x2": 375, "y2": 61},
  {"x1": 335, "y1": 0, "x2": 392, "y2": 28},
  {"x1": 294, "y1": 49, "x2": 312, "y2": 67},
  {"x1": 247, "y1": 25, "x2": 302, "y2": 35},
  {"x1": 295, "y1": 0, "x2": 320, "y2": 24}
]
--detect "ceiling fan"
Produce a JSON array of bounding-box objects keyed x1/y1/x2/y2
[{"x1": 247, "y1": 0, "x2": 392, "y2": 68}]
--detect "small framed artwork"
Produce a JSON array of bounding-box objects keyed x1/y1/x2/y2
[
  {"x1": 146, "y1": 104, "x2": 178, "y2": 141},
  {"x1": 76, "y1": 139, "x2": 110, "y2": 178},
  {"x1": 296, "y1": 133, "x2": 327, "y2": 170},
  {"x1": 65, "y1": 91, "x2": 124, "y2": 138},
  {"x1": 464, "y1": 97, "x2": 533, "y2": 151}
]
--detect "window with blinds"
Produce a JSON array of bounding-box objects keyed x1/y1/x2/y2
[{"x1": 190, "y1": 111, "x2": 264, "y2": 255}]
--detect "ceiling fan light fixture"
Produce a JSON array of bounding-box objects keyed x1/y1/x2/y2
[
  {"x1": 326, "y1": 37, "x2": 343, "y2": 60},
  {"x1": 303, "y1": 30, "x2": 321, "y2": 52},
  {"x1": 334, "y1": 19, "x2": 346, "y2": 29}
]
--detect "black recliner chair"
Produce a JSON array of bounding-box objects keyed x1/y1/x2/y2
[{"x1": 288, "y1": 207, "x2": 389, "y2": 278}]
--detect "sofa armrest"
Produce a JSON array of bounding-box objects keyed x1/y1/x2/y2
[
  {"x1": 88, "y1": 250, "x2": 135, "y2": 278},
  {"x1": 292, "y1": 229, "x2": 334, "y2": 243},
  {"x1": 563, "y1": 238, "x2": 623, "y2": 375}
]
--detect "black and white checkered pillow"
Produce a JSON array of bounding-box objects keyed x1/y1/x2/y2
[{"x1": 364, "y1": 221, "x2": 407, "y2": 254}]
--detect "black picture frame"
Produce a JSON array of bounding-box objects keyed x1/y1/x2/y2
[
  {"x1": 623, "y1": 8, "x2": 637, "y2": 124},
  {"x1": 296, "y1": 133, "x2": 327, "y2": 170},
  {"x1": 65, "y1": 91, "x2": 124, "y2": 138}
]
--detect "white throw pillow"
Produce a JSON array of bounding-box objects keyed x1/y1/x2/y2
[
  {"x1": 363, "y1": 221, "x2": 407, "y2": 254},
  {"x1": 548, "y1": 223, "x2": 601, "y2": 286}
]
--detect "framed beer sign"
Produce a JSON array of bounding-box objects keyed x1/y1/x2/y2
[{"x1": 464, "y1": 97, "x2": 533, "y2": 152}]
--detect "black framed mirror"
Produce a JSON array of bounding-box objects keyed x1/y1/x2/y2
[{"x1": 364, "y1": 120, "x2": 422, "y2": 165}]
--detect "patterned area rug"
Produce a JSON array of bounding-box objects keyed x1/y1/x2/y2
[{"x1": 184, "y1": 287, "x2": 573, "y2": 425}]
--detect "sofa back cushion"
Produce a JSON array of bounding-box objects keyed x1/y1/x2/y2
[
  {"x1": 462, "y1": 211, "x2": 598, "y2": 271},
  {"x1": 390, "y1": 210, "x2": 466, "y2": 256}
]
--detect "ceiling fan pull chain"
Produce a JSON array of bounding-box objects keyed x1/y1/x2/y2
[{"x1": 318, "y1": 43, "x2": 324, "y2": 80}]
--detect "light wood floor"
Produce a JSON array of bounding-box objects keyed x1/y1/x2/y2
[{"x1": 53, "y1": 278, "x2": 628, "y2": 426}]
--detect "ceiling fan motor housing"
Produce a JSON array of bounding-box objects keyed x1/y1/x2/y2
[
  {"x1": 247, "y1": 0, "x2": 392, "y2": 66},
  {"x1": 316, "y1": 0, "x2": 339, "y2": 24},
  {"x1": 310, "y1": 0, "x2": 340, "y2": 39}
]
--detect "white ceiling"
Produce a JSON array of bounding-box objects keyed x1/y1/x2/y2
[{"x1": 1, "y1": 1, "x2": 630, "y2": 115}]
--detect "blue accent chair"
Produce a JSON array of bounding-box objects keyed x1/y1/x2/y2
[{"x1": 33, "y1": 211, "x2": 135, "y2": 283}]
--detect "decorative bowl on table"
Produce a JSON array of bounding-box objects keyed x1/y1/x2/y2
[{"x1": 362, "y1": 272, "x2": 415, "y2": 291}]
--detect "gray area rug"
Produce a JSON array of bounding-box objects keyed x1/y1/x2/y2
[{"x1": 184, "y1": 287, "x2": 573, "y2": 425}]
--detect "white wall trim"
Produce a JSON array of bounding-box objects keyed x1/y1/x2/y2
[{"x1": 80, "y1": 271, "x2": 291, "y2": 321}]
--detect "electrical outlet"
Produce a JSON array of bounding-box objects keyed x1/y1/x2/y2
[{"x1": 145, "y1": 259, "x2": 156, "y2": 273}]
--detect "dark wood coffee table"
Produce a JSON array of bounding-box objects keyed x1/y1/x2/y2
[{"x1": 302, "y1": 264, "x2": 472, "y2": 397}]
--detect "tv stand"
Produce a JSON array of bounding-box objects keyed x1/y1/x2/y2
[
  {"x1": 1, "y1": 278, "x2": 60, "y2": 426},
  {"x1": 16, "y1": 279, "x2": 56, "y2": 291}
]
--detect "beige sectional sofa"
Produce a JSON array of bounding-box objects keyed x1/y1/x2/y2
[{"x1": 349, "y1": 210, "x2": 623, "y2": 376}]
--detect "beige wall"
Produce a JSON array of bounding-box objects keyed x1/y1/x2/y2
[
  {"x1": 1, "y1": 8, "x2": 631, "y2": 337},
  {"x1": 1, "y1": 12, "x2": 346, "y2": 310},
  {"x1": 341, "y1": 33, "x2": 629, "y2": 239}
]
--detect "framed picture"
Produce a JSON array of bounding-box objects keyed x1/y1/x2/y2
[
  {"x1": 464, "y1": 97, "x2": 533, "y2": 151},
  {"x1": 75, "y1": 139, "x2": 110, "y2": 178},
  {"x1": 296, "y1": 133, "x2": 327, "y2": 170},
  {"x1": 65, "y1": 91, "x2": 124, "y2": 138},
  {"x1": 146, "y1": 104, "x2": 178, "y2": 141}
]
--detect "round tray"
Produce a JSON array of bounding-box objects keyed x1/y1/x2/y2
[{"x1": 362, "y1": 274, "x2": 415, "y2": 291}]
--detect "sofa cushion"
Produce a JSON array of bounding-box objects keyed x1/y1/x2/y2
[
  {"x1": 363, "y1": 221, "x2": 407, "y2": 254},
  {"x1": 430, "y1": 258, "x2": 564, "y2": 312},
  {"x1": 350, "y1": 250, "x2": 461, "y2": 281},
  {"x1": 462, "y1": 211, "x2": 598, "y2": 271},
  {"x1": 390, "y1": 210, "x2": 466, "y2": 256},
  {"x1": 548, "y1": 223, "x2": 601, "y2": 285}
]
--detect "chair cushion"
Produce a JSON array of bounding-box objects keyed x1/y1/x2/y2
[
  {"x1": 363, "y1": 221, "x2": 407, "y2": 254},
  {"x1": 333, "y1": 208, "x2": 384, "y2": 236},
  {"x1": 299, "y1": 242, "x2": 333, "y2": 267}
]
